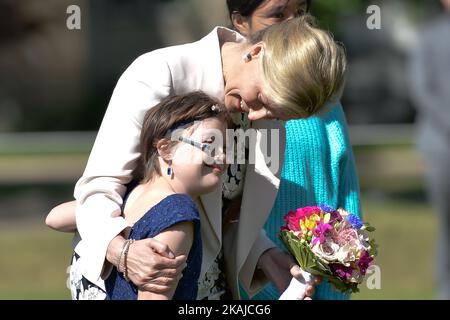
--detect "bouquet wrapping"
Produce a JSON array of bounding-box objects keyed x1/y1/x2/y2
[{"x1": 280, "y1": 205, "x2": 377, "y2": 293}]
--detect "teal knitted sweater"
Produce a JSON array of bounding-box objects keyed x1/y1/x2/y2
[{"x1": 240, "y1": 102, "x2": 362, "y2": 300}]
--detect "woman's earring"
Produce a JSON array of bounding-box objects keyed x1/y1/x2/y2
[{"x1": 243, "y1": 53, "x2": 252, "y2": 62}]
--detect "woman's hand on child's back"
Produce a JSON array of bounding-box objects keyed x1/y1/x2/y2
[
  {"x1": 129, "y1": 238, "x2": 188, "y2": 293},
  {"x1": 107, "y1": 235, "x2": 187, "y2": 293}
]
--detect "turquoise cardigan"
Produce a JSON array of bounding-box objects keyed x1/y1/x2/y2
[{"x1": 240, "y1": 102, "x2": 362, "y2": 300}]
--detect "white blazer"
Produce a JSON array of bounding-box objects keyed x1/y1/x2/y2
[{"x1": 73, "y1": 26, "x2": 286, "y2": 298}]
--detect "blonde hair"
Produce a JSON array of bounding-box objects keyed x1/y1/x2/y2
[{"x1": 256, "y1": 14, "x2": 347, "y2": 118}]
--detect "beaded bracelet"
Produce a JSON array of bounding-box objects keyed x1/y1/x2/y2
[
  {"x1": 117, "y1": 239, "x2": 129, "y2": 273},
  {"x1": 123, "y1": 239, "x2": 135, "y2": 282}
]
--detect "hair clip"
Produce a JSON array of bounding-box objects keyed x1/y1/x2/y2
[{"x1": 211, "y1": 104, "x2": 220, "y2": 112}]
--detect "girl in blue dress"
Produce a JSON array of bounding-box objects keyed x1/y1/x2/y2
[{"x1": 48, "y1": 91, "x2": 230, "y2": 300}]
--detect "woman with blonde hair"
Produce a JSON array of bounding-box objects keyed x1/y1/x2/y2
[{"x1": 226, "y1": 0, "x2": 362, "y2": 300}]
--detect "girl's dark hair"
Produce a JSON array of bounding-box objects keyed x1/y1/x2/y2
[
  {"x1": 135, "y1": 91, "x2": 229, "y2": 182},
  {"x1": 226, "y1": 0, "x2": 312, "y2": 19}
]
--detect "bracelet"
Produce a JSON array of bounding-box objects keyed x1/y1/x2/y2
[
  {"x1": 123, "y1": 239, "x2": 135, "y2": 282},
  {"x1": 117, "y1": 239, "x2": 128, "y2": 273}
]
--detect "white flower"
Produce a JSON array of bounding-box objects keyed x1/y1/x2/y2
[
  {"x1": 337, "y1": 208, "x2": 350, "y2": 218},
  {"x1": 311, "y1": 240, "x2": 340, "y2": 263},
  {"x1": 336, "y1": 243, "x2": 359, "y2": 266},
  {"x1": 357, "y1": 230, "x2": 372, "y2": 251}
]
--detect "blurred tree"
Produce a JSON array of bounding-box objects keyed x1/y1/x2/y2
[
  {"x1": 0, "y1": 0, "x2": 88, "y2": 131},
  {"x1": 310, "y1": 0, "x2": 365, "y2": 32},
  {"x1": 0, "y1": 0, "x2": 444, "y2": 131}
]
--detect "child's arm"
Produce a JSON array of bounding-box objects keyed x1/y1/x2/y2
[
  {"x1": 137, "y1": 221, "x2": 194, "y2": 300},
  {"x1": 45, "y1": 200, "x2": 77, "y2": 233}
]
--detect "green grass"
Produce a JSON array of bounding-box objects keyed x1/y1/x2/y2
[
  {"x1": 0, "y1": 195, "x2": 438, "y2": 300},
  {"x1": 352, "y1": 197, "x2": 437, "y2": 300},
  {"x1": 0, "y1": 222, "x2": 73, "y2": 299}
]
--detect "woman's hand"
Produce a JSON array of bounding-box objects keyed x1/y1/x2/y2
[
  {"x1": 107, "y1": 235, "x2": 187, "y2": 293},
  {"x1": 258, "y1": 247, "x2": 320, "y2": 300}
]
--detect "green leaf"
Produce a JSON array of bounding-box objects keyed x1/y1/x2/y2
[
  {"x1": 326, "y1": 276, "x2": 358, "y2": 294},
  {"x1": 363, "y1": 223, "x2": 376, "y2": 232},
  {"x1": 314, "y1": 257, "x2": 332, "y2": 274},
  {"x1": 280, "y1": 231, "x2": 316, "y2": 270},
  {"x1": 369, "y1": 239, "x2": 379, "y2": 257}
]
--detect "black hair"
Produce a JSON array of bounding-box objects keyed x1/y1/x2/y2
[{"x1": 226, "y1": 0, "x2": 312, "y2": 19}]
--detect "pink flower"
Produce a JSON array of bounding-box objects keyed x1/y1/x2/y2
[
  {"x1": 297, "y1": 206, "x2": 322, "y2": 218},
  {"x1": 312, "y1": 221, "x2": 333, "y2": 245},
  {"x1": 334, "y1": 227, "x2": 359, "y2": 246},
  {"x1": 283, "y1": 206, "x2": 322, "y2": 232},
  {"x1": 284, "y1": 210, "x2": 302, "y2": 232}
]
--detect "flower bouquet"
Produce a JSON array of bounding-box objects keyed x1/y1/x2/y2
[{"x1": 280, "y1": 205, "x2": 377, "y2": 293}]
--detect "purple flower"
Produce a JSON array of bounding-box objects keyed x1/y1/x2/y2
[
  {"x1": 330, "y1": 264, "x2": 354, "y2": 280},
  {"x1": 319, "y1": 204, "x2": 335, "y2": 213},
  {"x1": 312, "y1": 221, "x2": 333, "y2": 245},
  {"x1": 357, "y1": 251, "x2": 373, "y2": 276},
  {"x1": 329, "y1": 210, "x2": 343, "y2": 223},
  {"x1": 347, "y1": 214, "x2": 363, "y2": 229}
]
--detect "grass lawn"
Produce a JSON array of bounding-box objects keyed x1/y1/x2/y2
[
  {"x1": 352, "y1": 196, "x2": 437, "y2": 299},
  {"x1": 0, "y1": 221, "x2": 73, "y2": 299}
]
